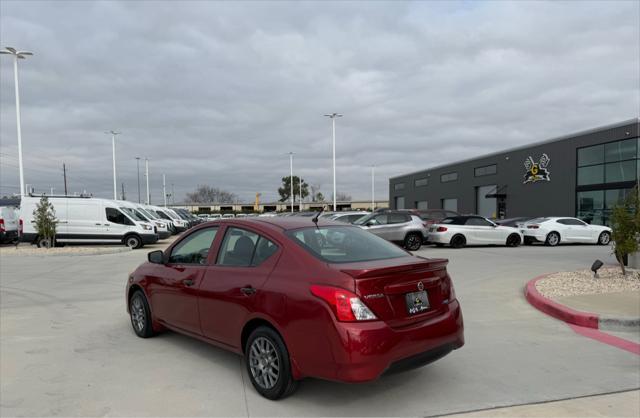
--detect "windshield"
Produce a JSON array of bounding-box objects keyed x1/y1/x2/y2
[
  {"x1": 140, "y1": 208, "x2": 157, "y2": 220},
  {"x1": 133, "y1": 209, "x2": 150, "y2": 222},
  {"x1": 120, "y1": 207, "x2": 144, "y2": 222},
  {"x1": 286, "y1": 226, "x2": 408, "y2": 263}
]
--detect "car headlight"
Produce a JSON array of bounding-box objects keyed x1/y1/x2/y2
[
  {"x1": 142, "y1": 224, "x2": 152, "y2": 230},
  {"x1": 155, "y1": 222, "x2": 164, "y2": 228}
]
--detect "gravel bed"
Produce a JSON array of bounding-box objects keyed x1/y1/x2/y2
[
  {"x1": 536, "y1": 267, "x2": 640, "y2": 298},
  {"x1": 0, "y1": 244, "x2": 131, "y2": 257}
]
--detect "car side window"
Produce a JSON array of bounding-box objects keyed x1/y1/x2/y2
[
  {"x1": 388, "y1": 213, "x2": 410, "y2": 224},
  {"x1": 217, "y1": 227, "x2": 277, "y2": 267},
  {"x1": 169, "y1": 227, "x2": 219, "y2": 265},
  {"x1": 557, "y1": 219, "x2": 573, "y2": 225},
  {"x1": 465, "y1": 217, "x2": 493, "y2": 227},
  {"x1": 566, "y1": 218, "x2": 587, "y2": 226},
  {"x1": 371, "y1": 214, "x2": 388, "y2": 225},
  {"x1": 106, "y1": 208, "x2": 134, "y2": 226}
]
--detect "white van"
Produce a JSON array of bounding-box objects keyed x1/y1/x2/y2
[
  {"x1": 0, "y1": 205, "x2": 19, "y2": 244},
  {"x1": 20, "y1": 195, "x2": 158, "y2": 249},
  {"x1": 117, "y1": 201, "x2": 171, "y2": 240},
  {"x1": 149, "y1": 205, "x2": 189, "y2": 232}
]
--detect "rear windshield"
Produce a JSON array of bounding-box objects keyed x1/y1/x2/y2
[
  {"x1": 527, "y1": 217, "x2": 549, "y2": 224},
  {"x1": 286, "y1": 226, "x2": 408, "y2": 263}
]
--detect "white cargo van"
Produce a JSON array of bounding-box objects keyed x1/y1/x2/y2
[
  {"x1": 149, "y1": 205, "x2": 188, "y2": 232},
  {"x1": 117, "y1": 200, "x2": 171, "y2": 239},
  {"x1": 0, "y1": 205, "x2": 19, "y2": 244},
  {"x1": 20, "y1": 195, "x2": 158, "y2": 249},
  {"x1": 135, "y1": 204, "x2": 176, "y2": 235}
]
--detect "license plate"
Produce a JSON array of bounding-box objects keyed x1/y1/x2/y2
[{"x1": 405, "y1": 290, "x2": 429, "y2": 315}]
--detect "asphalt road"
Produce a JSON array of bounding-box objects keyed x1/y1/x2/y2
[{"x1": 1, "y1": 242, "x2": 638, "y2": 416}]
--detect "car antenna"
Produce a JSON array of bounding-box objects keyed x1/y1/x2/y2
[{"x1": 312, "y1": 206, "x2": 324, "y2": 225}]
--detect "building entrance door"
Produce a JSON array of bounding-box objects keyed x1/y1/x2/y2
[{"x1": 476, "y1": 185, "x2": 497, "y2": 218}]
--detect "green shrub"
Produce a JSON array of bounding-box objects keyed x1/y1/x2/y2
[
  {"x1": 610, "y1": 187, "x2": 639, "y2": 275},
  {"x1": 33, "y1": 196, "x2": 57, "y2": 248}
]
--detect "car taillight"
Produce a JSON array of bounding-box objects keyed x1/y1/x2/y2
[
  {"x1": 18, "y1": 219, "x2": 23, "y2": 236},
  {"x1": 441, "y1": 275, "x2": 456, "y2": 302},
  {"x1": 310, "y1": 285, "x2": 377, "y2": 322},
  {"x1": 0, "y1": 219, "x2": 4, "y2": 233},
  {"x1": 527, "y1": 225, "x2": 539, "y2": 229},
  {"x1": 436, "y1": 226, "x2": 448, "y2": 232}
]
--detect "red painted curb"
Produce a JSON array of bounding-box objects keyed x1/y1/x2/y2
[{"x1": 524, "y1": 274, "x2": 599, "y2": 329}]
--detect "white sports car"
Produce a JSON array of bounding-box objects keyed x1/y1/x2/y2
[
  {"x1": 517, "y1": 217, "x2": 612, "y2": 246},
  {"x1": 428, "y1": 216, "x2": 523, "y2": 248}
]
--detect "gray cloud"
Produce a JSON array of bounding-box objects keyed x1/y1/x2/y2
[{"x1": 1, "y1": 0, "x2": 638, "y2": 203}]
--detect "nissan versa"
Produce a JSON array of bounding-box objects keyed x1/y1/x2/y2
[{"x1": 126, "y1": 217, "x2": 464, "y2": 399}]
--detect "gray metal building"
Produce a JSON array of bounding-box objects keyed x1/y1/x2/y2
[{"x1": 389, "y1": 118, "x2": 640, "y2": 225}]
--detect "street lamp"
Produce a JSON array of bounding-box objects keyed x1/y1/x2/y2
[
  {"x1": 135, "y1": 157, "x2": 141, "y2": 203},
  {"x1": 288, "y1": 152, "x2": 294, "y2": 213},
  {"x1": 0, "y1": 47, "x2": 33, "y2": 196},
  {"x1": 324, "y1": 113, "x2": 342, "y2": 211},
  {"x1": 371, "y1": 165, "x2": 375, "y2": 211},
  {"x1": 105, "y1": 130, "x2": 121, "y2": 200}
]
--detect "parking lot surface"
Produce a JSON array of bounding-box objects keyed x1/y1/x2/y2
[{"x1": 1, "y1": 244, "x2": 639, "y2": 416}]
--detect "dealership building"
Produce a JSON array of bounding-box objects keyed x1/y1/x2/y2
[{"x1": 389, "y1": 118, "x2": 639, "y2": 225}]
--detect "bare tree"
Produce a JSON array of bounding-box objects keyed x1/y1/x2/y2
[
  {"x1": 185, "y1": 185, "x2": 237, "y2": 203},
  {"x1": 336, "y1": 192, "x2": 352, "y2": 201}
]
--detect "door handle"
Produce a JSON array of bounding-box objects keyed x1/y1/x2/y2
[
  {"x1": 241, "y1": 286, "x2": 256, "y2": 296},
  {"x1": 95, "y1": 223, "x2": 102, "y2": 225},
  {"x1": 183, "y1": 279, "x2": 195, "y2": 287}
]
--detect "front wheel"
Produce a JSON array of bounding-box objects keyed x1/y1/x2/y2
[
  {"x1": 506, "y1": 234, "x2": 521, "y2": 247},
  {"x1": 245, "y1": 326, "x2": 298, "y2": 400},
  {"x1": 598, "y1": 231, "x2": 611, "y2": 245},
  {"x1": 545, "y1": 232, "x2": 560, "y2": 247},
  {"x1": 129, "y1": 290, "x2": 155, "y2": 338},
  {"x1": 404, "y1": 233, "x2": 423, "y2": 251},
  {"x1": 124, "y1": 235, "x2": 143, "y2": 249}
]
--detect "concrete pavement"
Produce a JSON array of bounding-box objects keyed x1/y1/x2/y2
[{"x1": 1, "y1": 243, "x2": 639, "y2": 416}]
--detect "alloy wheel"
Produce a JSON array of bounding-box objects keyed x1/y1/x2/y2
[
  {"x1": 599, "y1": 232, "x2": 611, "y2": 245},
  {"x1": 131, "y1": 296, "x2": 146, "y2": 332},
  {"x1": 547, "y1": 232, "x2": 559, "y2": 246},
  {"x1": 406, "y1": 234, "x2": 421, "y2": 251},
  {"x1": 248, "y1": 337, "x2": 280, "y2": 390}
]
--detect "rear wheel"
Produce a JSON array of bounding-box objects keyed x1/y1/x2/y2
[
  {"x1": 404, "y1": 233, "x2": 422, "y2": 251},
  {"x1": 245, "y1": 326, "x2": 298, "y2": 400},
  {"x1": 506, "y1": 234, "x2": 521, "y2": 247},
  {"x1": 545, "y1": 232, "x2": 560, "y2": 247},
  {"x1": 129, "y1": 290, "x2": 154, "y2": 338},
  {"x1": 598, "y1": 231, "x2": 611, "y2": 245},
  {"x1": 450, "y1": 234, "x2": 466, "y2": 249},
  {"x1": 124, "y1": 234, "x2": 143, "y2": 249}
]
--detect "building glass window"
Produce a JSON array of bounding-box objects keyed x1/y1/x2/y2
[
  {"x1": 474, "y1": 164, "x2": 497, "y2": 177},
  {"x1": 394, "y1": 183, "x2": 405, "y2": 191},
  {"x1": 441, "y1": 172, "x2": 458, "y2": 183},
  {"x1": 577, "y1": 190, "x2": 604, "y2": 225},
  {"x1": 577, "y1": 144, "x2": 604, "y2": 167},
  {"x1": 416, "y1": 201, "x2": 428, "y2": 209},
  {"x1": 415, "y1": 178, "x2": 428, "y2": 187},
  {"x1": 605, "y1": 160, "x2": 637, "y2": 183},
  {"x1": 577, "y1": 165, "x2": 604, "y2": 185},
  {"x1": 605, "y1": 138, "x2": 636, "y2": 163},
  {"x1": 395, "y1": 196, "x2": 405, "y2": 209}
]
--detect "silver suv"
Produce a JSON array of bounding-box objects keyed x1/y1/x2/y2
[{"x1": 354, "y1": 210, "x2": 428, "y2": 251}]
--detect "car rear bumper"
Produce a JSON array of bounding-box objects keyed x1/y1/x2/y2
[
  {"x1": 328, "y1": 299, "x2": 464, "y2": 382},
  {"x1": 0, "y1": 230, "x2": 18, "y2": 243},
  {"x1": 427, "y1": 233, "x2": 450, "y2": 244},
  {"x1": 522, "y1": 230, "x2": 546, "y2": 241}
]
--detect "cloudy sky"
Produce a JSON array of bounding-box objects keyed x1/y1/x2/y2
[{"x1": 1, "y1": 0, "x2": 638, "y2": 204}]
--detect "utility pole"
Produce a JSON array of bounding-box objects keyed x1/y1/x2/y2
[
  {"x1": 299, "y1": 175, "x2": 303, "y2": 212},
  {"x1": 105, "y1": 130, "x2": 121, "y2": 200},
  {"x1": 324, "y1": 113, "x2": 343, "y2": 211},
  {"x1": 371, "y1": 165, "x2": 375, "y2": 211},
  {"x1": 163, "y1": 174, "x2": 167, "y2": 207},
  {"x1": 145, "y1": 158, "x2": 150, "y2": 205},
  {"x1": 171, "y1": 183, "x2": 175, "y2": 205},
  {"x1": 289, "y1": 152, "x2": 294, "y2": 213},
  {"x1": 135, "y1": 157, "x2": 141, "y2": 203},
  {"x1": 63, "y1": 163, "x2": 68, "y2": 196},
  {"x1": 1, "y1": 47, "x2": 33, "y2": 196},
  {"x1": 121, "y1": 182, "x2": 126, "y2": 200}
]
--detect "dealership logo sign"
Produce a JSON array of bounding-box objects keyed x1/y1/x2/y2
[{"x1": 523, "y1": 153, "x2": 551, "y2": 183}]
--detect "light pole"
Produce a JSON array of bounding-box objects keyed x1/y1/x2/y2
[
  {"x1": 371, "y1": 165, "x2": 375, "y2": 211},
  {"x1": 324, "y1": 113, "x2": 342, "y2": 211},
  {"x1": 145, "y1": 158, "x2": 150, "y2": 204},
  {"x1": 105, "y1": 130, "x2": 121, "y2": 200},
  {"x1": 135, "y1": 157, "x2": 141, "y2": 203},
  {"x1": 288, "y1": 152, "x2": 294, "y2": 213},
  {"x1": 0, "y1": 47, "x2": 33, "y2": 196}
]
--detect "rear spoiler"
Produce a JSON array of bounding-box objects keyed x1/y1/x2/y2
[{"x1": 341, "y1": 258, "x2": 448, "y2": 279}]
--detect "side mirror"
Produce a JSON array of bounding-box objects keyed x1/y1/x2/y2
[
  {"x1": 148, "y1": 250, "x2": 165, "y2": 264},
  {"x1": 366, "y1": 221, "x2": 375, "y2": 227}
]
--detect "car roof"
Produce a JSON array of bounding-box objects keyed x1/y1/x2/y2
[{"x1": 201, "y1": 216, "x2": 346, "y2": 232}]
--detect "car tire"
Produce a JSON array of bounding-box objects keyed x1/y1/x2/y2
[
  {"x1": 404, "y1": 233, "x2": 422, "y2": 251},
  {"x1": 124, "y1": 234, "x2": 143, "y2": 249},
  {"x1": 506, "y1": 233, "x2": 521, "y2": 247},
  {"x1": 545, "y1": 232, "x2": 560, "y2": 247},
  {"x1": 598, "y1": 231, "x2": 611, "y2": 245},
  {"x1": 245, "y1": 326, "x2": 298, "y2": 400},
  {"x1": 129, "y1": 290, "x2": 155, "y2": 338},
  {"x1": 36, "y1": 236, "x2": 54, "y2": 248},
  {"x1": 450, "y1": 234, "x2": 466, "y2": 249}
]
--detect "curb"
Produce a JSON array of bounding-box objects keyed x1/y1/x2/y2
[{"x1": 524, "y1": 274, "x2": 640, "y2": 331}]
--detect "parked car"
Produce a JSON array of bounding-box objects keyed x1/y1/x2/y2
[
  {"x1": 403, "y1": 209, "x2": 461, "y2": 226},
  {"x1": 208, "y1": 213, "x2": 223, "y2": 221},
  {"x1": 221, "y1": 213, "x2": 235, "y2": 219},
  {"x1": 126, "y1": 217, "x2": 464, "y2": 399},
  {"x1": 118, "y1": 201, "x2": 171, "y2": 240},
  {"x1": 328, "y1": 211, "x2": 370, "y2": 224},
  {"x1": 136, "y1": 205, "x2": 177, "y2": 235},
  {"x1": 428, "y1": 216, "x2": 523, "y2": 248},
  {"x1": 20, "y1": 196, "x2": 158, "y2": 248},
  {"x1": 518, "y1": 217, "x2": 612, "y2": 246},
  {"x1": 354, "y1": 210, "x2": 428, "y2": 251},
  {"x1": 495, "y1": 217, "x2": 533, "y2": 228},
  {"x1": 149, "y1": 206, "x2": 189, "y2": 232},
  {"x1": 0, "y1": 205, "x2": 19, "y2": 244}
]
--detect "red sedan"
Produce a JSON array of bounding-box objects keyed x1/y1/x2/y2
[{"x1": 126, "y1": 217, "x2": 464, "y2": 399}]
